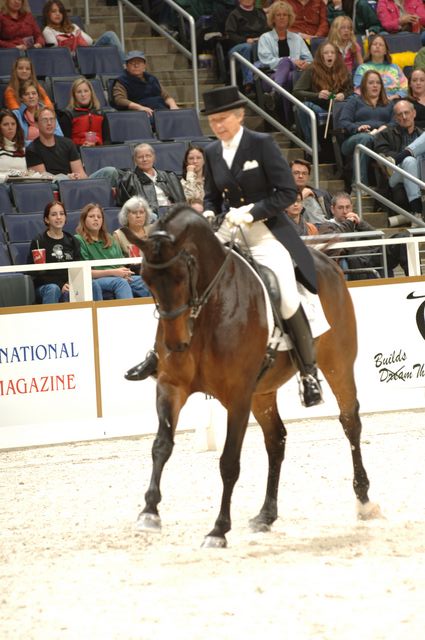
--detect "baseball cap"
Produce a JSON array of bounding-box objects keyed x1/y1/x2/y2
[{"x1": 125, "y1": 51, "x2": 146, "y2": 63}]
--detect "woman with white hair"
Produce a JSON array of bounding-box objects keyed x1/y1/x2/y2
[{"x1": 113, "y1": 196, "x2": 155, "y2": 264}]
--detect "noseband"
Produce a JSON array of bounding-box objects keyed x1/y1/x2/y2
[{"x1": 144, "y1": 231, "x2": 234, "y2": 322}]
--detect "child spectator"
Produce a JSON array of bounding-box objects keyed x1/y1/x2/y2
[
  {"x1": 27, "y1": 201, "x2": 98, "y2": 304},
  {"x1": 4, "y1": 57, "x2": 53, "y2": 110},
  {"x1": 42, "y1": 0, "x2": 125, "y2": 61},
  {"x1": 328, "y1": 16, "x2": 363, "y2": 74},
  {"x1": 62, "y1": 77, "x2": 105, "y2": 146},
  {"x1": 0, "y1": 108, "x2": 26, "y2": 182},
  {"x1": 0, "y1": 0, "x2": 44, "y2": 49},
  {"x1": 13, "y1": 80, "x2": 63, "y2": 146},
  {"x1": 75, "y1": 202, "x2": 150, "y2": 300}
]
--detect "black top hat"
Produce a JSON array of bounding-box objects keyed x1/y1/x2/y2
[{"x1": 202, "y1": 86, "x2": 246, "y2": 115}]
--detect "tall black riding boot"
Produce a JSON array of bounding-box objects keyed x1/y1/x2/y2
[
  {"x1": 285, "y1": 305, "x2": 323, "y2": 407},
  {"x1": 124, "y1": 350, "x2": 158, "y2": 381}
]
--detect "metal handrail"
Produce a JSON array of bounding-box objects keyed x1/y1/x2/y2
[
  {"x1": 229, "y1": 53, "x2": 320, "y2": 188},
  {"x1": 353, "y1": 144, "x2": 425, "y2": 228},
  {"x1": 84, "y1": 0, "x2": 200, "y2": 112}
]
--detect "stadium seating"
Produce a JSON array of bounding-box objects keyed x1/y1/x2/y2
[
  {"x1": 58, "y1": 178, "x2": 114, "y2": 211},
  {"x1": 105, "y1": 111, "x2": 154, "y2": 143},
  {"x1": 80, "y1": 144, "x2": 133, "y2": 175},
  {"x1": 11, "y1": 182, "x2": 55, "y2": 214}
]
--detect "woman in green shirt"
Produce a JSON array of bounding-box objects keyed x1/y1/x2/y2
[{"x1": 75, "y1": 203, "x2": 150, "y2": 300}]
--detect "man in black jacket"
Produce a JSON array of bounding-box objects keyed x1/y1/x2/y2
[
  {"x1": 374, "y1": 100, "x2": 425, "y2": 221},
  {"x1": 118, "y1": 142, "x2": 185, "y2": 216},
  {"x1": 290, "y1": 159, "x2": 333, "y2": 223}
]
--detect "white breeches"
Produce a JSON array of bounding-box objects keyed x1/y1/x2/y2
[{"x1": 216, "y1": 220, "x2": 301, "y2": 319}]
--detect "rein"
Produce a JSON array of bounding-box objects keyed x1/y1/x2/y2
[{"x1": 144, "y1": 233, "x2": 236, "y2": 321}]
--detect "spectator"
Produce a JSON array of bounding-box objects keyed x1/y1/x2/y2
[
  {"x1": 353, "y1": 34, "x2": 408, "y2": 100},
  {"x1": 327, "y1": 0, "x2": 382, "y2": 36},
  {"x1": 113, "y1": 195, "x2": 154, "y2": 266},
  {"x1": 318, "y1": 191, "x2": 408, "y2": 277},
  {"x1": 42, "y1": 0, "x2": 125, "y2": 62},
  {"x1": 376, "y1": 0, "x2": 425, "y2": 41},
  {"x1": 328, "y1": 16, "x2": 363, "y2": 74},
  {"x1": 257, "y1": 1, "x2": 312, "y2": 121},
  {"x1": 286, "y1": 0, "x2": 328, "y2": 40},
  {"x1": 13, "y1": 80, "x2": 63, "y2": 146},
  {"x1": 25, "y1": 106, "x2": 119, "y2": 188},
  {"x1": 414, "y1": 44, "x2": 425, "y2": 70},
  {"x1": 339, "y1": 70, "x2": 393, "y2": 186},
  {"x1": 289, "y1": 158, "x2": 333, "y2": 222},
  {"x1": 181, "y1": 144, "x2": 205, "y2": 202},
  {"x1": 0, "y1": 108, "x2": 26, "y2": 182},
  {"x1": 118, "y1": 142, "x2": 184, "y2": 215},
  {"x1": 112, "y1": 51, "x2": 179, "y2": 116},
  {"x1": 374, "y1": 99, "x2": 425, "y2": 220},
  {"x1": 61, "y1": 77, "x2": 105, "y2": 146},
  {"x1": 4, "y1": 57, "x2": 53, "y2": 110},
  {"x1": 408, "y1": 68, "x2": 425, "y2": 127},
  {"x1": 224, "y1": 0, "x2": 268, "y2": 94},
  {"x1": 293, "y1": 41, "x2": 352, "y2": 147},
  {"x1": 28, "y1": 201, "x2": 103, "y2": 303},
  {"x1": 75, "y1": 202, "x2": 150, "y2": 299},
  {"x1": 0, "y1": 0, "x2": 44, "y2": 49},
  {"x1": 285, "y1": 191, "x2": 319, "y2": 235}
]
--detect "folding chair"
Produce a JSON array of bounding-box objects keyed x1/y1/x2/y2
[
  {"x1": 28, "y1": 48, "x2": 77, "y2": 78},
  {"x1": 153, "y1": 108, "x2": 204, "y2": 141},
  {"x1": 105, "y1": 111, "x2": 154, "y2": 143},
  {"x1": 76, "y1": 46, "x2": 123, "y2": 77},
  {"x1": 11, "y1": 182, "x2": 55, "y2": 213},
  {"x1": 58, "y1": 178, "x2": 114, "y2": 211},
  {"x1": 80, "y1": 144, "x2": 133, "y2": 175}
]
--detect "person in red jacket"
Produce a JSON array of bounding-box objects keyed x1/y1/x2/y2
[
  {"x1": 286, "y1": 0, "x2": 329, "y2": 40},
  {"x1": 62, "y1": 78, "x2": 105, "y2": 147},
  {"x1": 0, "y1": 0, "x2": 45, "y2": 49}
]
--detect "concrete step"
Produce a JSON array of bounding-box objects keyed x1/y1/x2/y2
[{"x1": 363, "y1": 211, "x2": 389, "y2": 228}]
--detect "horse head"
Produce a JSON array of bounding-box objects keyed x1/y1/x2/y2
[{"x1": 138, "y1": 204, "x2": 226, "y2": 352}]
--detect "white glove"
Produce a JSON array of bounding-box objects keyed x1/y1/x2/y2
[
  {"x1": 225, "y1": 205, "x2": 254, "y2": 228},
  {"x1": 202, "y1": 209, "x2": 215, "y2": 221}
]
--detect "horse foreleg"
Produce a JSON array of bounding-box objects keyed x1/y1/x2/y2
[
  {"x1": 202, "y1": 402, "x2": 252, "y2": 548},
  {"x1": 136, "y1": 380, "x2": 188, "y2": 533},
  {"x1": 249, "y1": 391, "x2": 286, "y2": 532}
]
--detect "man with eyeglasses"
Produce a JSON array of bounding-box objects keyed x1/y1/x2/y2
[
  {"x1": 289, "y1": 158, "x2": 333, "y2": 223},
  {"x1": 26, "y1": 106, "x2": 120, "y2": 188},
  {"x1": 374, "y1": 99, "x2": 425, "y2": 222}
]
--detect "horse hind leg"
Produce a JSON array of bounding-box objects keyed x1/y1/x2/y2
[
  {"x1": 249, "y1": 391, "x2": 286, "y2": 533},
  {"x1": 319, "y1": 348, "x2": 382, "y2": 520}
]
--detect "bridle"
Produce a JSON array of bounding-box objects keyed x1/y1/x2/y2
[{"x1": 143, "y1": 230, "x2": 235, "y2": 322}]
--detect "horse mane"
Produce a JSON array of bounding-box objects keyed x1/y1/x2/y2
[{"x1": 158, "y1": 203, "x2": 209, "y2": 230}]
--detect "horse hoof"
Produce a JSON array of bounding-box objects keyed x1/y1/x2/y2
[
  {"x1": 249, "y1": 518, "x2": 271, "y2": 533},
  {"x1": 135, "y1": 513, "x2": 162, "y2": 533},
  {"x1": 201, "y1": 535, "x2": 227, "y2": 548},
  {"x1": 356, "y1": 500, "x2": 384, "y2": 521}
]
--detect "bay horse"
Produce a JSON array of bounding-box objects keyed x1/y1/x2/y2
[{"x1": 134, "y1": 204, "x2": 381, "y2": 547}]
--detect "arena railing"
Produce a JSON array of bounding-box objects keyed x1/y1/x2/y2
[
  {"x1": 83, "y1": 0, "x2": 200, "y2": 113},
  {"x1": 229, "y1": 52, "x2": 320, "y2": 189},
  {"x1": 353, "y1": 144, "x2": 425, "y2": 228},
  {"x1": 0, "y1": 233, "x2": 423, "y2": 306}
]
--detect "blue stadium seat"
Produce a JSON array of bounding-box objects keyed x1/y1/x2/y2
[
  {"x1": 105, "y1": 111, "x2": 154, "y2": 143},
  {"x1": 153, "y1": 108, "x2": 204, "y2": 141},
  {"x1": 0, "y1": 184, "x2": 14, "y2": 214},
  {"x1": 0, "y1": 242, "x2": 11, "y2": 266},
  {"x1": 11, "y1": 182, "x2": 55, "y2": 213},
  {"x1": 0, "y1": 273, "x2": 35, "y2": 306},
  {"x1": 76, "y1": 46, "x2": 123, "y2": 77},
  {"x1": 80, "y1": 144, "x2": 133, "y2": 175},
  {"x1": 103, "y1": 207, "x2": 120, "y2": 232},
  {"x1": 52, "y1": 76, "x2": 108, "y2": 111},
  {"x1": 0, "y1": 49, "x2": 20, "y2": 77},
  {"x1": 28, "y1": 48, "x2": 77, "y2": 78},
  {"x1": 58, "y1": 178, "x2": 114, "y2": 211},
  {"x1": 28, "y1": 0, "x2": 45, "y2": 14},
  {"x1": 150, "y1": 140, "x2": 187, "y2": 175},
  {"x1": 9, "y1": 242, "x2": 31, "y2": 266},
  {"x1": 2, "y1": 213, "x2": 44, "y2": 242},
  {"x1": 63, "y1": 211, "x2": 81, "y2": 235}
]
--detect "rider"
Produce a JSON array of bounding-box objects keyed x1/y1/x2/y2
[{"x1": 125, "y1": 85, "x2": 323, "y2": 407}]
